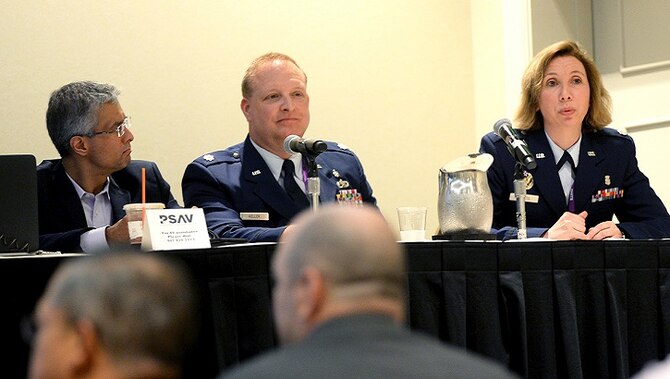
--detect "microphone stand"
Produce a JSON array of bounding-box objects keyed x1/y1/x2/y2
[
  {"x1": 513, "y1": 162, "x2": 527, "y2": 240},
  {"x1": 304, "y1": 153, "x2": 320, "y2": 212}
]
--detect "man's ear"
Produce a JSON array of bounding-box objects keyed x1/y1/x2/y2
[
  {"x1": 240, "y1": 98, "x2": 251, "y2": 122},
  {"x1": 295, "y1": 267, "x2": 326, "y2": 324},
  {"x1": 69, "y1": 136, "x2": 89, "y2": 157},
  {"x1": 69, "y1": 319, "x2": 98, "y2": 376}
]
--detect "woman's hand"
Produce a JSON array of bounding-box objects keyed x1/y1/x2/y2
[
  {"x1": 586, "y1": 221, "x2": 623, "y2": 240},
  {"x1": 544, "y1": 211, "x2": 588, "y2": 240}
]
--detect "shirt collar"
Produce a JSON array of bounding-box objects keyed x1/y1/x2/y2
[
  {"x1": 65, "y1": 172, "x2": 111, "y2": 199},
  {"x1": 250, "y1": 138, "x2": 304, "y2": 181},
  {"x1": 545, "y1": 130, "x2": 582, "y2": 167}
]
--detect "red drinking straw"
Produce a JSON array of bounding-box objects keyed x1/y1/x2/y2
[{"x1": 141, "y1": 167, "x2": 146, "y2": 223}]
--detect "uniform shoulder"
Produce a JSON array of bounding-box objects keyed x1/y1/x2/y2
[
  {"x1": 481, "y1": 131, "x2": 503, "y2": 143},
  {"x1": 590, "y1": 127, "x2": 634, "y2": 147},
  {"x1": 190, "y1": 142, "x2": 245, "y2": 167},
  {"x1": 323, "y1": 141, "x2": 359, "y2": 157},
  {"x1": 592, "y1": 127, "x2": 632, "y2": 140}
]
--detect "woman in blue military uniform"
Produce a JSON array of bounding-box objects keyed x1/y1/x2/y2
[{"x1": 480, "y1": 40, "x2": 670, "y2": 240}]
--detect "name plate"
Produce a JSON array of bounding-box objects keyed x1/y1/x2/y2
[
  {"x1": 508, "y1": 193, "x2": 539, "y2": 203},
  {"x1": 240, "y1": 212, "x2": 269, "y2": 221},
  {"x1": 141, "y1": 208, "x2": 211, "y2": 251}
]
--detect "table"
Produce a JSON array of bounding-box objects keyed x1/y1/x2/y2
[
  {"x1": 405, "y1": 240, "x2": 670, "y2": 378},
  {"x1": 2, "y1": 240, "x2": 669, "y2": 378}
]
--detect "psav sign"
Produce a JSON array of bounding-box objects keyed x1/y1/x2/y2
[
  {"x1": 142, "y1": 208, "x2": 211, "y2": 251},
  {"x1": 159, "y1": 214, "x2": 194, "y2": 224}
]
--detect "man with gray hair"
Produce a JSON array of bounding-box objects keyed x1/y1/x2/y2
[
  {"x1": 37, "y1": 81, "x2": 179, "y2": 253},
  {"x1": 221, "y1": 205, "x2": 517, "y2": 378},
  {"x1": 27, "y1": 252, "x2": 199, "y2": 379}
]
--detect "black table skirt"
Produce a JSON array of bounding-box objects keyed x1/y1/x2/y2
[{"x1": 3, "y1": 240, "x2": 670, "y2": 378}]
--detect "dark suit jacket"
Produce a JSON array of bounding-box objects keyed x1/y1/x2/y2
[
  {"x1": 37, "y1": 159, "x2": 180, "y2": 252},
  {"x1": 220, "y1": 314, "x2": 518, "y2": 379},
  {"x1": 182, "y1": 135, "x2": 376, "y2": 242},
  {"x1": 480, "y1": 128, "x2": 670, "y2": 239}
]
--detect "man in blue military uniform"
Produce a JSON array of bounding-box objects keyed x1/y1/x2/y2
[
  {"x1": 480, "y1": 40, "x2": 670, "y2": 240},
  {"x1": 182, "y1": 53, "x2": 376, "y2": 242}
]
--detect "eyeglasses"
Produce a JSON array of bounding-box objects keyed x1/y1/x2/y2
[{"x1": 89, "y1": 116, "x2": 131, "y2": 138}]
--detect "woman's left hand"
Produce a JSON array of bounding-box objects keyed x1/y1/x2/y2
[{"x1": 586, "y1": 221, "x2": 624, "y2": 240}]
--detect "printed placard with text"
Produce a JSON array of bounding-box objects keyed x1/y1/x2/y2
[{"x1": 141, "y1": 208, "x2": 211, "y2": 251}]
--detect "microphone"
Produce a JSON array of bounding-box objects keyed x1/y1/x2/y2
[
  {"x1": 283, "y1": 135, "x2": 328, "y2": 156},
  {"x1": 493, "y1": 119, "x2": 537, "y2": 170}
]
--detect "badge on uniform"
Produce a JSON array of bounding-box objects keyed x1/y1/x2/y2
[
  {"x1": 203, "y1": 154, "x2": 215, "y2": 162},
  {"x1": 523, "y1": 171, "x2": 534, "y2": 190},
  {"x1": 591, "y1": 187, "x2": 624, "y2": 203},
  {"x1": 337, "y1": 179, "x2": 350, "y2": 189},
  {"x1": 332, "y1": 169, "x2": 350, "y2": 189},
  {"x1": 605, "y1": 175, "x2": 611, "y2": 186}
]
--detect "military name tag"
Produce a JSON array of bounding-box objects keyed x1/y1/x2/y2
[
  {"x1": 508, "y1": 193, "x2": 539, "y2": 203},
  {"x1": 240, "y1": 212, "x2": 270, "y2": 221}
]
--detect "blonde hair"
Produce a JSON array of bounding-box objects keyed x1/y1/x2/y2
[
  {"x1": 515, "y1": 40, "x2": 612, "y2": 132},
  {"x1": 241, "y1": 52, "x2": 306, "y2": 98}
]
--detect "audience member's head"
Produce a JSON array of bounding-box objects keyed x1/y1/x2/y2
[
  {"x1": 222, "y1": 205, "x2": 518, "y2": 379},
  {"x1": 272, "y1": 204, "x2": 406, "y2": 344},
  {"x1": 28, "y1": 252, "x2": 198, "y2": 379}
]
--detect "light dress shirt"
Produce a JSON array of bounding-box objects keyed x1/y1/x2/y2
[
  {"x1": 545, "y1": 131, "x2": 581, "y2": 205},
  {"x1": 250, "y1": 139, "x2": 306, "y2": 193},
  {"x1": 66, "y1": 173, "x2": 112, "y2": 253}
]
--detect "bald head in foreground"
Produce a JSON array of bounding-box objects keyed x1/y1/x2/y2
[
  {"x1": 28, "y1": 253, "x2": 198, "y2": 379},
  {"x1": 222, "y1": 205, "x2": 518, "y2": 378}
]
